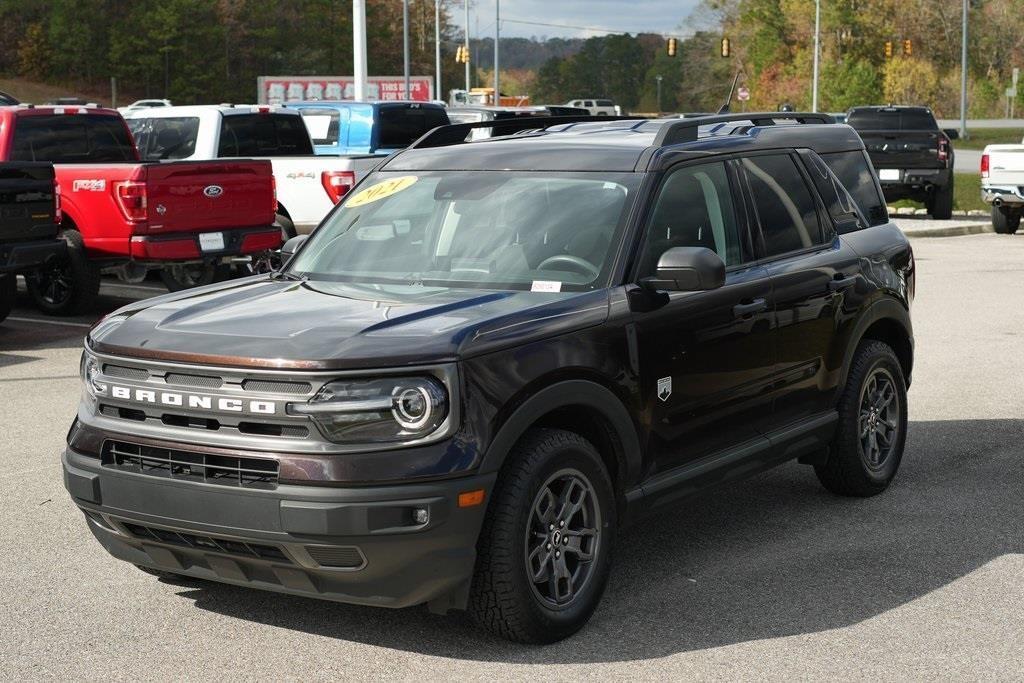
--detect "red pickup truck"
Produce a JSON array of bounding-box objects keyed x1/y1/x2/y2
[{"x1": 0, "y1": 105, "x2": 279, "y2": 314}]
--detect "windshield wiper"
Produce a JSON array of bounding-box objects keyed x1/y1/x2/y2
[{"x1": 269, "y1": 270, "x2": 307, "y2": 282}]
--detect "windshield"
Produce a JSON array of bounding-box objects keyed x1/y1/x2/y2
[
  {"x1": 11, "y1": 114, "x2": 136, "y2": 162},
  {"x1": 287, "y1": 171, "x2": 640, "y2": 291}
]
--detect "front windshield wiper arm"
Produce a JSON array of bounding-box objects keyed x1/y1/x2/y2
[{"x1": 269, "y1": 270, "x2": 307, "y2": 282}]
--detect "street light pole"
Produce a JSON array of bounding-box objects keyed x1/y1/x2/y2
[
  {"x1": 464, "y1": 0, "x2": 471, "y2": 93},
  {"x1": 959, "y1": 0, "x2": 968, "y2": 139},
  {"x1": 811, "y1": 0, "x2": 820, "y2": 112},
  {"x1": 494, "y1": 0, "x2": 500, "y2": 105},
  {"x1": 353, "y1": 0, "x2": 368, "y2": 100},
  {"x1": 403, "y1": 0, "x2": 411, "y2": 100},
  {"x1": 435, "y1": 0, "x2": 441, "y2": 102},
  {"x1": 656, "y1": 75, "x2": 663, "y2": 114}
]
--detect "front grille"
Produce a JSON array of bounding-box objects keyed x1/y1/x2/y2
[
  {"x1": 103, "y1": 364, "x2": 149, "y2": 380},
  {"x1": 305, "y1": 545, "x2": 366, "y2": 568},
  {"x1": 165, "y1": 372, "x2": 223, "y2": 389},
  {"x1": 102, "y1": 440, "x2": 279, "y2": 489},
  {"x1": 121, "y1": 522, "x2": 290, "y2": 563},
  {"x1": 242, "y1": 379, "x2": 313, "y2": 394}
]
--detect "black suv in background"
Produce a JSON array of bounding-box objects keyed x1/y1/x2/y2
[
  {"x1": 847, "y1": 105, "x2": 957, "y2": 219},
  {"x1": 64, "y1": 113, "x2": 914, "y2": 643}
]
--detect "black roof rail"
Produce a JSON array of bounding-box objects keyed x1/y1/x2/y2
[
  {"x1": 408, "y1": 115, "x2": 648, "y2": 149},
  {"x1": 653, "y1": 112, "x2": 835, "y2": 147}
]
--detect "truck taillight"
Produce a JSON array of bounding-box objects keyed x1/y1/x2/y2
[
  {"x1": 321, "y1": 170, "x2": 356, "y2": 204},
  {"x1": 113, "y1": 181, "x2": 148, "y2": 222},
  {"x1": 54, "y1": 180, "x2": 62, "y2": 224},
  {"x1": 981, "y1": 153, "x2": 990, "y2": 178},
  {"x1": 271, "y1": 175, "x2": 278, "y2": 212},
  {"x1": 937, "y1": 137, "x2": 950, "y2": 163}
]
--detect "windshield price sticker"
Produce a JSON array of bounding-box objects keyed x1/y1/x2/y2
[
  {"x1": 346, "y1": 176, "x2": 418, "y2": 207},
  {"x1": 531, "y1": 280, "x2": 562, "y2": 292}
]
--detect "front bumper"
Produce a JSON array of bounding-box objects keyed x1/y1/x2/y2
[
  {"x1": 0, "y1": 237, "x2": 66, "y2": 274},
  {"x1": 63, "y1": 447, "x2": 494, "y2": 610}
]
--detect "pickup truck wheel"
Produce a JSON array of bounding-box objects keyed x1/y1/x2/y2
[
  {"x1": 469, "y1": 428, "x2": 615, "y2": 643},
  {"x1": 25, "y1": 229, "x2": 100, "y2": 316},
  {"x1": 928, "y1": 181, "x2": 953, "y2": 220},
  {"x1": 0, "y1": 274, "x2": 16, "y2": 323},
  {"x1": 816, "y1": 340, "x2": 907, "y2": 497},
  {"x1": 160, "y1": 263, "x2": 230, "y2": 292},
  {"x1": 274, "y1": 213, "x2": 296, "y2": 240},
  {"x1": 992, "y1": 206, "x2": 1021, "y2": 234}
]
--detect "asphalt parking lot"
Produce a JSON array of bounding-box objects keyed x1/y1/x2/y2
[{"x1": 2, "y1": 233, "x2": 1023, "y2": 680}]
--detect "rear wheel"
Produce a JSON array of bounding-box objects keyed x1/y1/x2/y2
[
  {"x1": 469, "y1": 429, "x2": 615, "y2": 643},
  {"x1": 0, "y1": 273, "x2": 16, "y2": 323},
  {"x1": 25, "y1": 229, "x2": 100, "y2": 316},
  {"x1": 815, "y1": 340, "x2": 908, "y2": 497},
  {"x1": 992, "y1": 206, "x2": 1021, "y2": 234},
  {"x1": 160, "y1": 262, "x2": 230, "y2": 292},
  {"x1": 928, "y1": 181, "x2": 953, "y2": 220}
]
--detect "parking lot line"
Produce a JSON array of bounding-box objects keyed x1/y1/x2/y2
[{"x1": 6, "y1": 316, "x2": 93, "y2": 328}]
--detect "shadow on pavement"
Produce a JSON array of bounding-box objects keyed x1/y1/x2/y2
[{"x1": 172, "y1": 418, "x2": 1023, "y2": 662}]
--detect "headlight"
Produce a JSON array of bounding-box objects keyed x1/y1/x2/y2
[
  {"x1": 79, "y1": 351, "x2": 107, "y2": 397},
  {"x1": 288, "y1": 376, "x2": 449, "y2": 444}
]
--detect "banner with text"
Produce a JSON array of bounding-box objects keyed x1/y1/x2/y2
[{"x1": 257, "y1": 76, "x2": 434, "y2": 103}]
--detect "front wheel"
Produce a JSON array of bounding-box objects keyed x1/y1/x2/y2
[
  {"x1": 992, "y1": 206, "x2": 1021, "y2": 234},
  {"x1": 815, "y1": 340, "x2": 908, "y2": 497},
  {"x1": 469, "y1": 429, "x2": 615, "y2": 643}
]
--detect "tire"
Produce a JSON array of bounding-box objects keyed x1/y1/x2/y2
[
  {"x1": 815, "y1": 340, "x2": 908, "y2": 497},
  {"x1": 469, "y1": 428, "x2": 616, "y2": 643},
  {"x1": 928, "y1": 180, "x2": 953, "y2": 220},
  {"x1": 992, "y1": 206, "x2": 1021, "y2": 235},
  {"x1": 159, "y1": 262, "x2": 230, "y2": 292},
  {"x1": 0, "y1": 273, "x2": 16, "y2": 323},
  {"x1": 274, "y1": 212, "x2": 296, "y2": 240},
  {"x1": 25, "y1": 229, "x2": 100, "y2": 316}
]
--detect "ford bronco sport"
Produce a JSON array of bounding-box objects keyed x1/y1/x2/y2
[{"x1": 63, "y1": 113, "x2": 914, "y2": 644}]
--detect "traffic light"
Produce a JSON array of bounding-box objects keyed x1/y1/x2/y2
[
  {"x1": 903, "y1": 39, "x2": 912, "y2": 56},
  {"x1": 884, "y1": 41, "x2": 893, "y2": 58},
  {"x1": 455, "y1": 45, "x2": 469, "y2": 64},
  {"x1": 721, "y1": 37, "x2": 730, "y2": 58},
  {"x1": 667, "y1": 37, "x2": 677, "y2": 57}
]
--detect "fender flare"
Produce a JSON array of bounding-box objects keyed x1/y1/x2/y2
[
  {"x1": 477, "y1": 379, "x2": 642, "y2": 487},
  {"x1": 838, "y1": 297, "x2": 913, "y2": 392}
]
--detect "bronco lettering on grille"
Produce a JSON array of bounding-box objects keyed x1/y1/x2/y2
[{"x1": 108, "y1": 385, "x2": 277, "y2": 414}]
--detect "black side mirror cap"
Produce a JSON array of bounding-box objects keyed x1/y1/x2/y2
[
  {"x1": 641, "y1": 246, "x2": 726, "y2": 292},
  {"x1": 943, "y1": 128, "x2": 960, "y2": 140},
  {"x1": 281, "y1": 234, "x2": 308, "y2": 264}
]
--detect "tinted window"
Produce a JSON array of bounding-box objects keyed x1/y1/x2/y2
[
  {"x1": 298, "y1": 108, "x2": 341, "y2": 145},
  {"x1": 639, "y1": 161, "x2": 746, "y2": 276},
  {"x1": 596, "y1": 99, "x2": 613, "y2": 107},
  {"x1": 742, "y1": 154, "x2": 824, "y2": 255},
  {"x1": 822, "y1": 150, "x2": 888, "y2": 226},
  {"x1": 377, "y1": 107, "x2": 450, "y2": 148},
  {"x1": 847, "y1": 108, "x2": 937, "y2": 130},
  {"x1": 10, "y1": 114, "x2": 136, "y2": 162},
  {"x1": 217, "y1": 113, "x2": 313, "y2": 156},
  {"x1": 127, "y1": 117, "x2": 200, "y2": 160},
  {"x1": 802, "y1": 151, "x2": 863, "y2": 233}
]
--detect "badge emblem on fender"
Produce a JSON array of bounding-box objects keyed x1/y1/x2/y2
[{"x1": 657, "y1": 376, "x2": 672, "y2": 402}]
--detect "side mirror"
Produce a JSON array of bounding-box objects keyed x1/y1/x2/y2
[
  {"x1": 280, "y1": 234, "x2": 308, "y2": 264},
  {"x1": 943, "y1": 128, "x2": 960, "y2": 140},
  {"x1": 642, "y1": 246, "x2": 725, "y2": 292}
]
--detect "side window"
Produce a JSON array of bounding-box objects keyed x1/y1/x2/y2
[
  {"x1": 638, "y1": 161, "x2": 746, "y2": 277},
  {"x1": 741, "y1": 154, "x2": 825, "y2": 256},
  {"x1": 801, "y1": 150, "x2": 862, "y2": 233},
  {"x1": 821, "y1": 150, "x2": 888, "y2": 226}
]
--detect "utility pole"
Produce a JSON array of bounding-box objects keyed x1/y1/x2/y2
[
  {"x1": 403, "y1": 0, "x2": 411, "y2": 99},
  {"x1": 464, "y1": 0, "x2": 471, "y2": 93},
  {"x1": 353, "y1": 0, "x2": 368, "y2": 100},
  {"x1": 959, "y1": 0, "x2": 968, "y2": 139},
  {"x1": 435, "y1": 0, "x2": 441, "y2": 102},
  {"x1": 811, "y1": 0, "x2": 820, "y2": 112},
  {"x1": 656, "y1": 75, "x2": 663, "y2": 114},
  {"x1": 494, "y1": 0, "x2": 500, "y2": 105}
]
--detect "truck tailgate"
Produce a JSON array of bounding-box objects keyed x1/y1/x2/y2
[
  {"x1": 142, "y1": 160, "x2": 274, "y2": 233},
  {"x1": 267, "y1": 155, "x2": 383, "y2": 232},
  {"x1": 859, "y1": 130, "x2": 944, "y2": 169},
  {"x1": 0, "y1": 162, "x2": 57, "y2": 243},
  {"x1": 984, "y1": 146, "x2": 1024, "y2": 186}
]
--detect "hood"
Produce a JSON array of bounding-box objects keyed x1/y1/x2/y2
[{"x1": 88, "y1": 276, "x2": 610, "y2": 370}]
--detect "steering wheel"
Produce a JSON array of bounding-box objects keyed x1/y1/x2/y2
[{"x1": 536, "y1": 254, "x2": 600, "y2": 280}]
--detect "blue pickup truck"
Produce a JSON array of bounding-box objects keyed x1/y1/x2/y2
[{"x1": 287, "y1": 101, "x2": 450, "y2": 156}]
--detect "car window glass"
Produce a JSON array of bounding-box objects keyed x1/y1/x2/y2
[
  {"x1": 128, "y1": 117, "x2": 199, "y2": 160},
  {"x1": 378, "y1": 107, "x2": 450, "y2": 148},
  {"x1": 10, "y1": 114, "x2": 135, "y2": 162},
  {"x1": 742, "y1": 154, "x2": 824, "y2": 255},
  {"x1": 802, "y1": 151, "x2": 861, "y2": 232},
  {"x1": 638, "y1": 161, "x2": 745, "y2": 276},
  {"x1": 821, "y1": 150, "x2": 888, "y2": 226},
  {"x1": 217, "y1": 113, "x2": 313, "y2": 156},
  {"x1": 298, "y1": 108, "x2": 341, "y2": 145}
]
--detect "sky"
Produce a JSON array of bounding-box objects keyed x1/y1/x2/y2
[{"x1": 446, "y1": 0, "x2": 706, "y2": 40}]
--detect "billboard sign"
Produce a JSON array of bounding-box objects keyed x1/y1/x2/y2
[{"x1": 257, "y1": 76, "x2": 434, "y2": 103}]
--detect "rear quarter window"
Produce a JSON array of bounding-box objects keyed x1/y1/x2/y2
[
  {"x1": 377, "y1": 107, "x2": 450, "y2": 148},
  {"x1": 127, "y1": 117, "x2": 199, "y2": 160},
  {"x1": 298, "y1": 108, "x2": 342, "y2": 145},
  {"x1": 821, "y1": 150, "x2": 889, "y2": 226},
  {"x1": 217, "y1": 113, "x2": 313, "y2": 157},
  {"x1": 10, "y1": 114, "x2": 136, "y2": 162}
]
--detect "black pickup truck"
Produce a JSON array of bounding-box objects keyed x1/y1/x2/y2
[
  {"x1": 847, "y1": 106, "x2": 956, "y2": 219},
  {"x1": 0, "y1": 162, "x2": 64, "y2": 323}
]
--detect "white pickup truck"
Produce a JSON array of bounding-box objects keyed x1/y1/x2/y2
[
  {"x1": 124, "y1": 105, "x2": 384, "y2": 236},
  {"x1": 981, "y1": 144, "x2": 1024, "y2": 234}
]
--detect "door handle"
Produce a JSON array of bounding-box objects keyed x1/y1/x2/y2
[
  {"x1": 828, "y1": 275, "x2": 858, "y2": 292},
  {"x1": 733, "y1": 298, "x2": 767, "y2": 317}
]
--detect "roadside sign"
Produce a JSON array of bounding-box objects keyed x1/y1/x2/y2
[
  {"x1": 1006, "y1": 88, "x2": 1017, "y2": 98},
  {"x1": 257, "y1": 75, "x2": 434, "y2": 103},
  {"x1": 737, "y1": 86, "x2": 750, "y2": 102}
]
